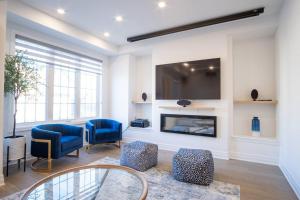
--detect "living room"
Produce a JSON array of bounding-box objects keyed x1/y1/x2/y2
[{"x1": 0, "y1": 0, "x2": 299, "y2": 199}]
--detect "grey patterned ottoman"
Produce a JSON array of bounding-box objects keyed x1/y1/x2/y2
[
  {"x1": 120, "y1": 141, "x2": 158, "y2": 172},
  {"x1": 172, "y1": 148, "x2": 214, "y2": 185}
]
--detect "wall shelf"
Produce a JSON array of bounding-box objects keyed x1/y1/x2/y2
[
  {"x1": 158, "y1": 105, "x2": 215, "y2": 111},
  {"x1": 128, "y1": 126, "x2": 153, "y2": 131},
  {"x1": 234, "y1": 100, "x2": 278, "y2": 105},
  {"x1": 231, "y1": 135, "x2": 279, "y2": 145},
  {"x1": 132, "y1": 101, "x2": 152, "y2": 104}
]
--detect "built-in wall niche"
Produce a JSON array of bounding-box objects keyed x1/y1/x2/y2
[
  {"x1": 233, "y1": 34, "x2": 277, "y2": 139},
  {"x1": 131, "y1": 55, "x2": 153, "y2": 127}
]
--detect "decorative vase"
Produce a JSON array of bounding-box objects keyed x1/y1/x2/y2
[
  {"x1": 142, "y1": 93, "x2": 147, "y2": 102},
  {"x1": 251, "y1": 89, "x2": 258, "y2": 101},
  {"x1": 4, "y1": 135, "x2": 26, "y2": 161},
  {"x1": 251, "y1": 117, "x2": 260, "y2": 137},
  {"x1": 177, "y1": 99, "x2": 191, "y2": 107}
]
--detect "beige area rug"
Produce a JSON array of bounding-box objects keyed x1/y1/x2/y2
[{"x1": 2, "y1": 157, "x2": 240, "y2": 200}]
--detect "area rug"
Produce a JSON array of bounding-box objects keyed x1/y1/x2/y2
[{"x1": 2, "y1": 157, "x2": 240, "y2": 200}]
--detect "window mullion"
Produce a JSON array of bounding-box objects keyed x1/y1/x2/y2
[
  {"x1": 96, "y1": 75, "x2": 102, "y2": 117},
  {"x1": 46, "y1": 65, "x2": 54, "y2": 121},
  {"x1": 75, "y1": 70, "x2": 81, "y2": 119}
]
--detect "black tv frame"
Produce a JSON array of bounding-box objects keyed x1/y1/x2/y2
[{"x1": 155, "y1": 58, "x2": 221, "y2": 100}]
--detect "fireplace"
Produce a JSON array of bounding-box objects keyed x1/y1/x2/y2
[{"x1": 160, "y1": 114, "x2": 217, "y2": 137}]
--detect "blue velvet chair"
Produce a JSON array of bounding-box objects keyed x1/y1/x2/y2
[
  {"x1": 86, "y1": 119, "x2": 122, "y2": 148},
  {"x1": 31, "y1": 124, "x2": 83, "y2": 171}
]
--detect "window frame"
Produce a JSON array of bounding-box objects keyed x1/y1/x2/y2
[{"x1": 13, "y1": 34, "x2": 103, "y2": 129}]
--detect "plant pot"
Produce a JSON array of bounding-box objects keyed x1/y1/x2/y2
[{"x1": 4, "y1": 135, "x2": 26, "y2": 161}]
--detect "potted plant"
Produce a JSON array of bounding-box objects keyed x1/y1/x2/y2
[{"x1": 4, "y1": 51, "x2": 39, "y2": 163}]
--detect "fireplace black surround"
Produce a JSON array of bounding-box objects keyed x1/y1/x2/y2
[{"x1": 160, "y1": 114, "x2": 217, "y2": 137}]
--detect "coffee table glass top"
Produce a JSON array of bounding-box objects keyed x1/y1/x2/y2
[{"x1": 22, "y1": 165, "x2": 147, "y2": 200}]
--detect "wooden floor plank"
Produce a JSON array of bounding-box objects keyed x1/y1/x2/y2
[{"x1": 0, "y1": 144, "x2": 297, "y2": 200}]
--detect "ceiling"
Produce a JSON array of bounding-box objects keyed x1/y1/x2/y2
[{"x1": 20, "y1": 0, "x2": 283, "y2": 46}]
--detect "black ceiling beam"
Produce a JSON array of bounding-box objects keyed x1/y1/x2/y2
[{"x1": 127, "y1": 7, "x2": 264, "y2": 42}]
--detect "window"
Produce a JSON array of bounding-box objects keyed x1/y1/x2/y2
[
  {"x1": 80, "y1": 71, "x2": 98, "y2": 118},
  {"x1": 53, "y1": 67, "x2": 76, "y2": 120},
  {"x1": 15, "y1": 35, "x2": 103, "y2": 124},
  {"x1": 52, "y1": 172, "x2": 75, "y2": 199},
  {"x1": 16, "y1": 64, "x2": 47, "y2": 123}
]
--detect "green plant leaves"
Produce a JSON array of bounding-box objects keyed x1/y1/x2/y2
[{"x1": 4, "y1": 50, "x2": 40, "y2": 99}]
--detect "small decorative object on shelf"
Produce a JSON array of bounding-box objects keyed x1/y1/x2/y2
[
  {"x1": 131, "y1": 119, "x2": 150, "y2": 128},
  {"x1": 251, "y1": 89, "x2": 259, "y2": 101},
  {"x1": 177, "y1": 99, "x2": 191, "y2": 107},
  {"x1": 142, "y1": 92, "x2": 147, "y2": 102},
  {"x1": 251, "y1": 117, "x2": 261, "y2": 137}
]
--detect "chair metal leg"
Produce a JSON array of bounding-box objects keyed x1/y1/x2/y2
[
  {"x1": 6, "y1": 146, "x2": 9, "y2": 177},
  {"x1": 24, "y1": 143, "x2": 26, "y2": 172},
  {"x1": 85, "y1": 144, "x2": 93, "y2": 153},
  {"x1": 31, "y1": 139, "x2": 52, "y2": 172},
  {"x1": 66, "y1": 149, "x2": 80, "y2": 157},
  {"x1": 31, "y1": 158, "x2": 52, "y2": 172},
  {"x1": 114, "y1": 140, "x2": 121, "y2": 148}
]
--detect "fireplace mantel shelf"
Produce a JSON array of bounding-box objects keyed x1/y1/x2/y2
[{"x1": 158, "y1": 105, "x2": 215, "y2": 110}]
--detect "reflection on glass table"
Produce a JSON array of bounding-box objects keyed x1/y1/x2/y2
[{"x1": 22, "y1": 165, "x2": 148, "y2": 200}]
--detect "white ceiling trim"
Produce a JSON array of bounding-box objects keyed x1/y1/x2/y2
[{"x1": 7, "y1": 0, "x2": 118, "y2": 55}]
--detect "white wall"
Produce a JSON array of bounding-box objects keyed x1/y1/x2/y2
[
  {"x1": 109, "y1": 54, "x2": 136, "y2": 129},
  {"x1": 229, "y1": 35, "x2": 279, "y2": 165},
  {"x1": 134, "y1": 56, "x2": 152, "y2": 101},
  {"x1": 276, "y1": 0, "x2": 300, "y2": 198},
  {"x1": 119, "y1": 16, "x2": 280, "y2": 161},
  {"x1": 0, "y1": 0, "x2": 7, "y2": 186},
  {"x1": 233, "y1": 35, "x2": 277, "y2": 138},
  {"x1": 149, "y1": 32, "x2": 232, "y2": 159},
  {"x1": 121, "y1": 32, "x2": 233, "y2": 159},
  {"x1": 134, "y1": 56, "x2": 152, "y2": 122},
  {"x1": 233, "y1": 36, "x2": 276, "y2": 101}
]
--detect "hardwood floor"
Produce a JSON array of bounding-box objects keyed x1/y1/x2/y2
[{"x1": 0, "y1": 144, "x2": 297, "y2": 200}]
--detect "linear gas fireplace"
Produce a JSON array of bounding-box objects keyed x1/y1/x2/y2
[{"x1": 160, "y1": 114, "x2": 217, "y2": 137}]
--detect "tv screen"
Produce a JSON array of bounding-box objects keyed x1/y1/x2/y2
[{"x1": 156, "y1": 58, "x2": 221, "y2": 100}]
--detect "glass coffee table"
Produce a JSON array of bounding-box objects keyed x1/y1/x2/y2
[{"x1": 22, "y1": 164, "x2": 148, "y2": 200}]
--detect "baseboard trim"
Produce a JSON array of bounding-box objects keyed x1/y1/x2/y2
[
  {"x1": 123, "y1": 137, "x2": 229, "y2": 160},
  {"x1": 279, "y1": 164, "x2": 300, "y2": 199},
  {"x1": 230, "y1": 152, "x2": 278, "y2": 166},
  {"x1": 0, "y1": 173, "x2": 4, "y2": 186}
]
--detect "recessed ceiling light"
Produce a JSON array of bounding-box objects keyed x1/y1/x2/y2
[
  {"x1": 57, "y1": 8, "x2": 65, "y2": 15},
  {"x1": 183, "y1": 63, "x2": 189, "y2": 67},
  {"x1": 104, "y1": 32, "x2": 110, "y2": 37},
  {"x1": 158, "y1": 1, "x2": 167, "y2": 8},
  {"x1": 115, "y1": 15, "x2": 123, "y2": 22},
  {"x1": 209, "y1": 66, "x2": 215, "y2": 70},
  {"x1": 190, "y1": 68, "x2": 195, "y2": 72}
]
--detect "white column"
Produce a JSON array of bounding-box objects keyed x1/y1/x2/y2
[{"x1": 0, "y1": 0, "x2": 7, "y2": 185}]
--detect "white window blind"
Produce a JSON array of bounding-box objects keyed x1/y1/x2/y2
[{"x1": 15, "y1": 35, "x2": 103, "y2": 75}]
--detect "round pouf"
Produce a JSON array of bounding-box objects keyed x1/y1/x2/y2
[
  {"x1": 172, "y1": 148, "x2": 214, "y2": 185},
  {"x1": 120, "y1": 141, "x2": 158, "y2": 172}
]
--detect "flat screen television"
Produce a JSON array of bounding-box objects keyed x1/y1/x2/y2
[{"x1": 156, "y1": 58, "x2": 221, "y2": 100}]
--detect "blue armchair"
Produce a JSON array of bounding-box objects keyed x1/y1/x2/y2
[
  {"x1": 31, "y1": 124, "x2": 83, "y2": 171},
  {"x1": 86, "y1": 119, "x2": 122, "y2": 148}
]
